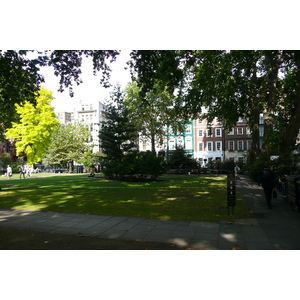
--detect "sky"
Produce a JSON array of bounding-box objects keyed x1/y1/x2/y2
[{"x1": 39, "y1": 50, "x2": 132, "y2": 112}]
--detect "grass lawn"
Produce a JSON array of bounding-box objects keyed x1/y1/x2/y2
[{"x1": 0, "y1": 173, "x2": 252, "y2": 223}]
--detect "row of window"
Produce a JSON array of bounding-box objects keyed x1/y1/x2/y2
[
  {"x1": 198, "y1": 140, "x2": 252, "y2": 152},
  {"x1": 197, "y1": 127, "x2": 251, "y2": 137},
  {"x1": 197, "y1": 117, "x2": 246, "y2": 125},
  {"x1": 169, "y1": 137, "x2": 193, "y2": 150},
  {"x1": 170, "y1": 124, "x2": 251, "y2": 138},
  {"x1": 199, "y1": 157, "x2": 245, "y2": 164}
]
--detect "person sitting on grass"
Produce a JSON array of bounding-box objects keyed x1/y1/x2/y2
[{"x1": 88, "y1": 168, "x2": 95, "y2": 178}]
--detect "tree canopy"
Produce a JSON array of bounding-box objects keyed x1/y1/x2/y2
[
  {"x1": 129, "y1": 50, "x2": 300, "y2": 157},
  {"x1": 0, "y1": 50, "x2": 120, "y2": 140},
  {"x1": 2, "y1": 50, "x2": 300, "y2": 159},
  {"x1": 42, "y1": 122, "x2": 91, "y2": 168},
  {"x1": 124, "y1": 81, "x2": 188, "y2": 154},
  {"x1": 99, "y1": 84, "x2": 139, "y2": 178},
  {"x1": 0, "y1": 50, "x2": 44, "y2": 139},
  {"x1": 5, "y1": 87, "x2": 59, "y2": 165}
]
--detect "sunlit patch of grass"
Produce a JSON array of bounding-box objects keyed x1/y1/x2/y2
[{"x1": 0, "y1": 173, "x2": 252, "y2": 222}]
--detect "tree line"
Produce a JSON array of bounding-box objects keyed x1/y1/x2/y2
[{"x1": 2, "y1": 50, "x2": 300, "y2": 164}]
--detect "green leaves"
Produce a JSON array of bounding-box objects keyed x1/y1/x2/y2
[
  {"x1": 5, "y1": 87, "x2": 59, "y2": 165},
  {"x1": 43, "y1": 122, "x2": 92, "y2": 168}
]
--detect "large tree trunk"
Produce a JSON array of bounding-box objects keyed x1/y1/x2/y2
[
  {"x1": 151, "y1": 133, "x2": 156, "y2": 155},
  {"x1": 249, "y1": 109, "x2": 261, "y2": 161},
  {"x1": 279, "y1": 64, "x2": 300, "y2": 155}
]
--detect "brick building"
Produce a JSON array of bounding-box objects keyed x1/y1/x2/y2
[{"x1": 193, "y1": 116, "x2": 252, "y2": 166}]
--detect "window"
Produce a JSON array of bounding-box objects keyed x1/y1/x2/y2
[
  {"x1": 206, "y1": 128, "x2": 213, "y2": 137},
  {"x1": 185, "y1": 125, "x2": 192, "y2": 134},
  {"x1": 207, "y1": 142, "x2": 213, "y2": 151},
  {"x1": 177, "y1": 137, "x2": 184, "y2": 147},
  {"x1": 185, "y1": 137, "x2": 192, "y2": 149},
  {"x1": 237, "y1": 127, "x2": 243, "y2": 135},
  {"x1": 169, "y1": 138, "x2": 175, "y2": 150},
  {"x1": 247, "y1": 140, "x2": 252, "y2": 150},
  {"x1": 228, "y1": 141, "x2": 234, "y2": 151},
  {"x1": 259, "y1": 115, "x2": 264, "y2": 124},
  {"x1": 198, "y1": 130, "x2": 203, "y2": 137},
  {"x1": 238, "y1": 140, "x2": 244, "y2": 150},
  {"x1": 142, "y1": 140, "x2": 147, "y2": 150},
  {"x1": 246, "y1": 127, "x2": 251, "y2": 135},
  {"x1": 199, "y1": 142, "x2": 204, "y2": 151},
  {"x1": 228, "y1": 128, "x2": 234, "y2": 135},
  {"x1": 215, "y1": 128, "x2": 222, "y2": 137},
  {"x1": 216, "y1": 141, "x2": 222, "y2": 151}
]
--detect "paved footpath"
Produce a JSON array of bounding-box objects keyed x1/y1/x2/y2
[{"x1": 1, "y1": 175, "x2": 300, "y2": 249}]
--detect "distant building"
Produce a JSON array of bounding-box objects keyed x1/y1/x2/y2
[
  {"x1": 74, "y1": 100, "x2": 106, "y2": 153},
  {"x1": 55, "y1": 100, "x2": 106, "y2": 153},
  {"x1": 224, "y1": 118, "x2": 252, "y2": 164},
  {"x1": 167, "y1": 121, "x2": 194, "y2": 159},
  {"x1": 194, "y1": 117, "x2": 223, "y2": 167},
  {"x1": 56, "y1": 111, "x2": 73, "y2": 124}
]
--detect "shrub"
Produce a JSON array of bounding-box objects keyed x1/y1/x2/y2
[
  {"x1": 101, "y1": 151, "x2": 168, "y2": 180},
  {"x1": 168, "y1": 147, "x2": 198, "y2": 172}
]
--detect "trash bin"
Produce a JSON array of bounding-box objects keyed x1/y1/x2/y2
[{"x1": 285, "y1": 175, "x2": 300, "y2": 211}]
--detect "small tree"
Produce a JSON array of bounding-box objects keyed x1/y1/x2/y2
[
  {"x1": 43, "y1": 123, "x2": 91, "y2": 170},
  {"x1": 5, "y1": 87, "x2": 59, "y2": 165},
  {"x1": 78, "y1": 149, "x2": 101, "y2": 173},
  {"x1": 99, "y1": 85, "x2": 139, "y2": 179},
  {"x1": 168, "y1": 147, "x2": 198, "y2": 173},
  {"x1": 121, "y1": 150, "x2": 168, "y2": 180}
]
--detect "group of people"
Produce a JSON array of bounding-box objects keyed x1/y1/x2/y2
[
  {"x1": 18, "y1": 164, "x2": 33, "y2": 179},
  {"x1": 3, "y1": 164, "x2": 33, "y2": 179}
]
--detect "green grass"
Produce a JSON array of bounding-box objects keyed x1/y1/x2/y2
[{"x1": 0, "y1": 173, "x2": 252, "y2": 222}]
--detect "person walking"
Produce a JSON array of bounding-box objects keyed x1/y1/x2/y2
[
  {"x1": 258, "y1": 165, "x2": 276, "y2": 209},
  {"x1": 234, "y1": 163, "x2": 240, "y2": 179},
  {"x1": 7, "y1": 165, "x2": 12, "y2": 179},
  {"x1": 19, "y1": 164, "x2": 25, "y2": 179}
]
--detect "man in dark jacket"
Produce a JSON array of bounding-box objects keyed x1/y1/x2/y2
[{"x1": 258, "y1": 165, "x2": 276, "y2": 209}]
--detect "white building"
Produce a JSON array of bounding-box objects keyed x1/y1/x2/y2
[
  {"x1": 55, "y1": 100, "x2": 106, "y2": 153},
  {"x1": 74, "y1": 100, "x2": 106, "y2": 153}
]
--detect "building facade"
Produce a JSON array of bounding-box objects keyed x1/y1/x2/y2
[
  {"x1": 55, "y1": 100, "x2": 106, "y2": 153},
  {"x1": 167, "y1": 121, "x2": 194, "y2": 158},
  {"x1": 194, "y1": 117, "x2": 223, "y2": 167},
  {"x1": 74, "y1": 100, "x2": 106, "y2": 153},
  {"x1": 224, "y1": 118, "x2": 252, "y2": 164},
  {"x1": 56, "y1": 112, "x2": 73, "y2": 124}
]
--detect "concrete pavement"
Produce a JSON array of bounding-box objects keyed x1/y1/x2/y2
[{"x1": 0, "y1": 175, "x2": 299, "y2": 249}]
